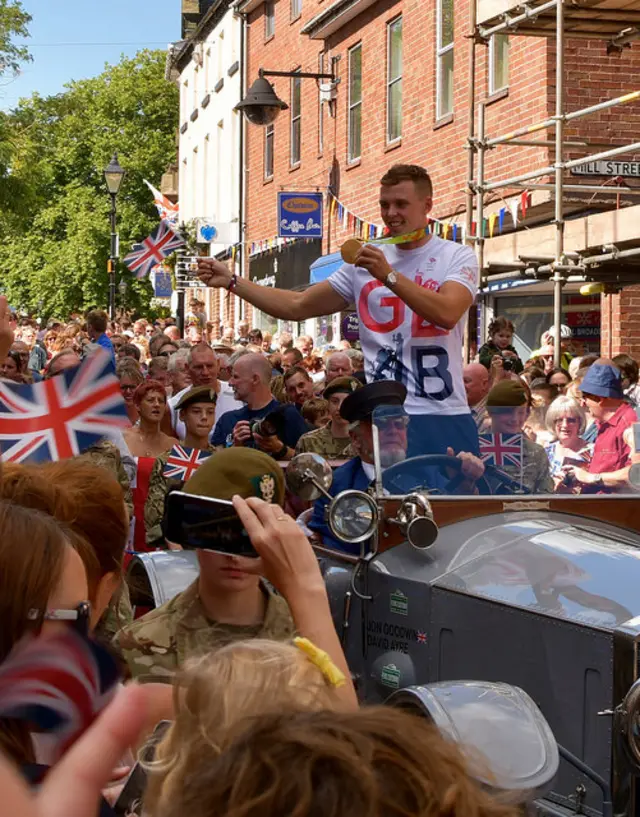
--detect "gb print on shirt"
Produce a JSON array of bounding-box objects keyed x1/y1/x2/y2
[{"x1": 327, "y1": 235, "x2": 477, "y2": 416}]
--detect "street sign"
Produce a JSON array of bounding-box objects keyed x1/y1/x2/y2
[
  {"x1": 277, "y1": 192, "x2": 323, "y2": 239},
  {"x1": 571, "y1": 160, "x2": 640, "y2": 178}
]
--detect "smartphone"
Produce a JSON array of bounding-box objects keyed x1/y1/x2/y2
[
  {"x1": 164, "y1": 492, "x2": 259, "y2": 557},
  {"x1": 113, "y1": 720, "x2": 171, "y2": 816}
]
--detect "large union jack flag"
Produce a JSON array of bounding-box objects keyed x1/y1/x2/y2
[
  {"x1": 479, "y1": 432, "x2": 523, "y2": 468},
  {"x1": 163, "y1": 444, "x2": 212, "y2": 482},
  {"x1": 144, "y1": 178, "x2": 180, "y2": 226},
  {"x1": 0, "y1": 348, "x2": 129, "y2": 464},
  {"x1": 0, "y1": 630, "x2": 119, "y2": 760},
  {"x1": 123, "y1": 219, "x2": 185, "y2": 279}
]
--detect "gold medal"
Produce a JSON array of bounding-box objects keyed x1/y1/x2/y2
[{"x1": 340, "y1": 237, "x2": 364, "y2": 264}]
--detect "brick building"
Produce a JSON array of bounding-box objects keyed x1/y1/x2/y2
[{"x1": 231, "y1": 0, "x2": 640, "y2": 357}]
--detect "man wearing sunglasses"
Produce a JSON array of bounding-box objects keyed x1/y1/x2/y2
[
  {"x1": 564, "y1": 363, "x2": 636, "y2": 493},
  {"x1": 307, "y1": 380, "x2": 484, "y2": 555}
]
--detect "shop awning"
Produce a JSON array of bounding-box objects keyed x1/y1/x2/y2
[{"x1": 309, "y1": 251, "x2": 343, "y2": 284}]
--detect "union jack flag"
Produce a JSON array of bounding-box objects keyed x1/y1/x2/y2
[
  {"x1": 0, "y1": 347, "x2": 129, "y2": 464},
  {"x1": 478, "y1": 433, "x2": 523, "y2": 468},
  {"x1": 144, "y1": 178, "x2": 180, "y2": 226},
  {"x1": 0, "y1": 630, "x2": 119, "y2": 760},
  {"x1": 163, "y1": 444, "x2": 212, "y2": 481},
  {"x1": 123, "y1": 220, "x2": 185, "y2": 279},
  {"x1": 416, "y1": 631, "x2": 427, "y2": 644}
]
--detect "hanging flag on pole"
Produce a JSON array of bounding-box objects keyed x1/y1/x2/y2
[
  {"x1": 123, "y1": 220, "x2": 186, "y2": 279},
  {"x1": 0, "y1": 348, "x2": 129, "y2": 464},
  {"x1": 144, "y1": 179, "x2": 180, "y2": 225}
]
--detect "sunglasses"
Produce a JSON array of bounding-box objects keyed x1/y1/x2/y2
[
  {"x1": 379, "y1": 416, "x2": 410, "y2": 431},
  {"x1": 28, "y1": 601, "x2": 91, "y2": 637}
]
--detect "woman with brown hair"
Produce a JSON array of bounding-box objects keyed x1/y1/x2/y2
[
  {"x1": 149, "y1": 706, "x2": 519, "y2": 817},
  {"x1": 0, "y1": 460, "x2": 129, "y2": 634},
  {"x1": 0, "y1": 501, "x2": 89, "y2": 766}
]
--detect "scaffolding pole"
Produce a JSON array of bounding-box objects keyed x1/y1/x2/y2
[
  {"x1": 486, "y1": 89, "x2": 640, "y2": 149},
  {"x1": 483, "y1": 140, "x2": 640, "y2": 192},
  {"x1": 512, "y1": 182, "x2": 640, "y2": 196},
  {"x1": 463, "y1": 0, "x2": 477, "y2": 363},
  {"x1": 552, "y1": 0, "x2": 565, "y2": 368},
  {"x1": 476, "y1": 102, "x2": 486, "y2": 342}
]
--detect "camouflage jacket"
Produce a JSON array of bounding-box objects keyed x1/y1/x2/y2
[
  {"x1": 144, "y1": 445, "x2": 216, "y2": 547},
  {"x1": 81, "y1": 439, "x2": 133, "y2": 518},
  {"x1": 113, "y1": 580, "x2": 296, "y2": 682},
  {"x1": 295, "y1": 426, "x2": 354, "y2": 459},
  {"x1": 499, "y1": 437, "x2": 554, "y2": 494}
]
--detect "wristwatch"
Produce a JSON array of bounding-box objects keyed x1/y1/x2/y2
[{"x1": 385, "y1": 269, "x2": 399, "y2": 288}]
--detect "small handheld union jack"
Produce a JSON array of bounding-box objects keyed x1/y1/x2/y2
[
  {"x1": 478, "y1": 433, "x2": 523, "y2": 468},
  {"x1": 124, "y1": 220, "x2": 186, "y2": 279},
  {"x1": 163, "y1": 444, "x2": 212, "y2": 481},
  {"x1": 0, "y1": 630, "x2": 120, "y2": 760},
  {"x1": 0, "y1": 347, "x2": 129, "y2": 463}
]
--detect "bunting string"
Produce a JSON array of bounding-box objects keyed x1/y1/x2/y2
[{"x1": 327, "y1": 190, "x2": 532, "y2": 243}]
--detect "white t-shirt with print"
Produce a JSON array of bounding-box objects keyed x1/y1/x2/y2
[{"x1": 327, "y1": 236, "x2": 477, "y2": 415}]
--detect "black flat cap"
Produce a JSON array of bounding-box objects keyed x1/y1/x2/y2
[{"x1": 340, "y1": 380, "x2": 407, "y2": 423}]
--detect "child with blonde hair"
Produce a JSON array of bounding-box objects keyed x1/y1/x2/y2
[{"x1": 145, "y1": 636, "x2": 347, "y2": 812}]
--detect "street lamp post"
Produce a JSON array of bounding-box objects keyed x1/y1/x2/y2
[{"x1": 103, "y1": 153, "x2": 125, "y2": 320}]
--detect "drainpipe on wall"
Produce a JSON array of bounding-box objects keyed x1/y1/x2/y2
[{"x1": 237, "y1": 5, "x2": 247, "y2": 324}]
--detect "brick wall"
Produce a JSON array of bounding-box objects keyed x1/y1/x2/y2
[
  {"x1": 242, "y1": 0, "x2": 640, "y2": 353},
  {"x1": 601, "y1": 285, "x2": 640, "y2": 360}
]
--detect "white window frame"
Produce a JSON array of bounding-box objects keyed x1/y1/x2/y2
[
  {"x1": 386, "y1": 16, "x2": 402, "y2": 144},
  {"x1": 265, "y1": 1, "x2": 275, "y2": 39},
  {"x1": 347, "y1": 43, "x2": 362, "y2": 163},
  {"x1": 489, "y1": 34, "x2": 509, "y2": 95},
  {"x1": 264, "y1": 123, "x2": 274, "y2": 180},
  {"x1": 290, "y1": 0, "x2": 301, "y2": 20},
  {"x1": 290, "y1": 70, "x2": 301, "y2": 167},
  {"x1": 435, "y1": 0, "x2": 454, "y2": 120}
]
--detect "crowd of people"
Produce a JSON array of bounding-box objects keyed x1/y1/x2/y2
[
  {"x1": 0, "y1": 161, "x2": 638, "y2": 816},
  {"x1": 464, "y1": 316, "x2": 639, "y2": 494},
  {"x1": 0, "y1": 293, "x2": 523, "y2": 817}
]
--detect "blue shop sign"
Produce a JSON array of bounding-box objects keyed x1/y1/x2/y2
[
  {"x1": 153, "y1": 268, "x2": 173, "y2": 298},
  {"x1": 278, "y1": 192, "x2": 323, "y2": 239}
]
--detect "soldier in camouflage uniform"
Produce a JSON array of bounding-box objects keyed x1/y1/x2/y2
[
  {"x1": 145, "y1": 386, "x2": 218, "y2": 548},
  {"x1": 485, "y1": 379, "x2": 554, "y2": 494},
  {"x1": 114, "y1": 448, "x2": 296, "y2": 681},
  {"x1": 295, "y1": 376, "x2": 362, "y2": 459},
  {"x1": 81, "y1": 438, "x2": 134, "y2": 519}
]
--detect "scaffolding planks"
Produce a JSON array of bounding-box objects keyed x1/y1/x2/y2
[{"x1": 466, "y1": 0, "x2": 640, "y2": 365}]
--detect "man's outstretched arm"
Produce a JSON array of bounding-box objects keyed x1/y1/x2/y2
[{"x1": 197, "y1": 258, "x2": 348, "y2": 321}]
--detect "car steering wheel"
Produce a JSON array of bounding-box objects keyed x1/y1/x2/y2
[{"x1": 382, "y1": 454, "x2": 529, "y2": 496}]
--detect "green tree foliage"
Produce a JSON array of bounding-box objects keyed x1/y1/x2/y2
[
  {"x1": 0, "y1": 50, "x2": 179, "y2": 317},
  {"x1": 0, "y1": 0, "x2": 31, "y2": 78}
]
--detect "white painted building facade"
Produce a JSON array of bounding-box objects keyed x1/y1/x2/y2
[{"x1": 173, "y1": 2, "x2": 243, "y2": 328}]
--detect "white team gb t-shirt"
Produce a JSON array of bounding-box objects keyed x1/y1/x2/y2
[{"x1": 327, "y1": 236, "x2": 478, "y2": 416}]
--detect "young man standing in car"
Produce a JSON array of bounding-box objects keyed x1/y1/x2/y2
[{"x1": 198, "y1": 164, "x2": 479, "y2": 456}]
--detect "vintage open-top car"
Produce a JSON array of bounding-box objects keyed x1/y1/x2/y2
[{"x1": 129, "y1": 404, "x2": 640, "y2": 816}]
